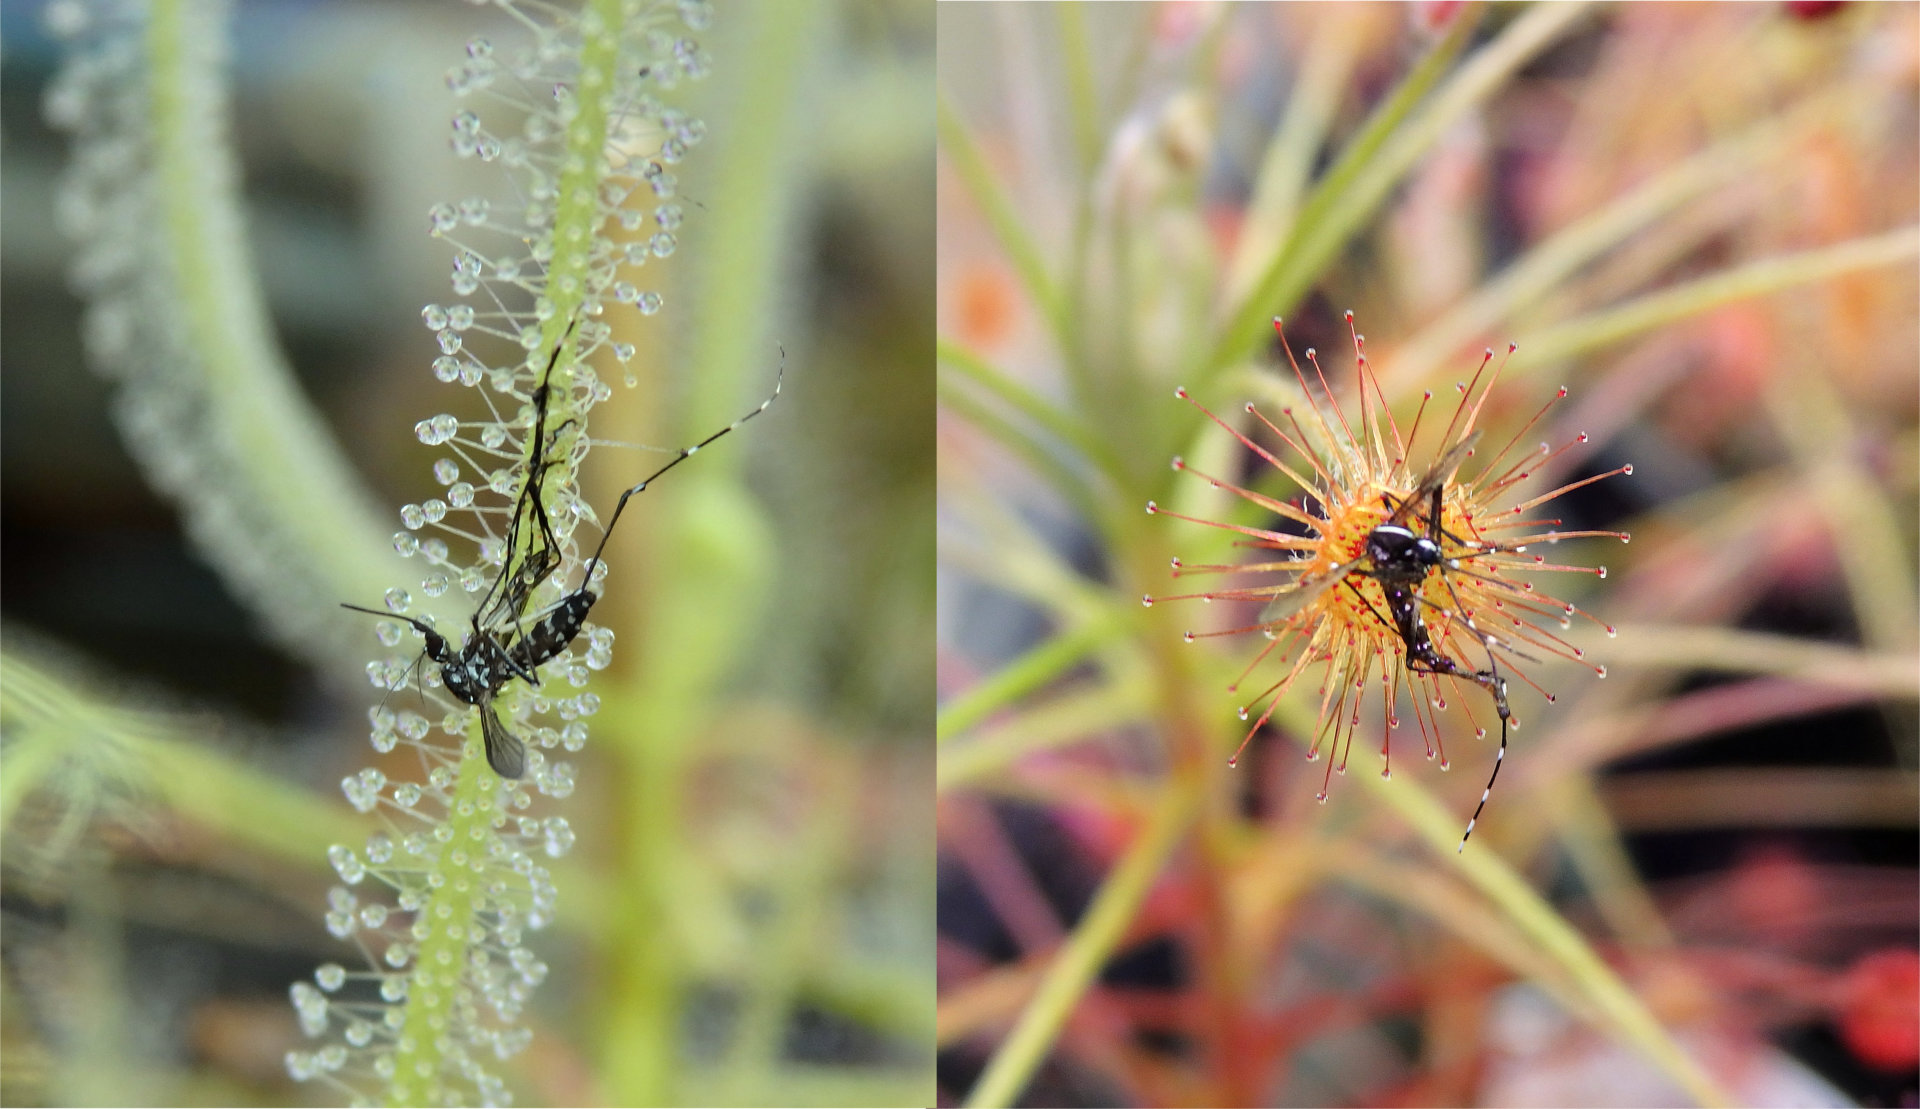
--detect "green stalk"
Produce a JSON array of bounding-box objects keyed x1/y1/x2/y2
[
  {"x1": 1348, "y1": 745, "x2": 1735, "y2": 1107},
  {"x1": 963, "y1": 776, "x2": 1202, "y2": 1108},
  {"x1": 390, "y1": 3, "x2": 620, "y2": 1098},
  {"x1": 146, "y1": 0, "x2": 396, "y2": 656},
  {"x1": 1609, "y1": 623, "x2": 1918, "y2": 694},
  {"x1": 939, "y1": 337, "x2": 1124, "y2": 483},
  {"x1": 603, "y1": 2, "x2": 824, "y2": 1100},
  {"x1": 1380, "y1": 95, "x2": 1845, "y2": 391},
  {"x1": 938, "y1": 681, "x2": 1153, "y2": 793},
  {"x1": 1223, "y1": 10, "x2": 1367, "y2": 306},
  {"x1": 385, "y1": 751, "x2": 494, "y2": 1107},
  {"x1": 1202, "y1": 1, "x2": 1491, "y2": 378},
  {"x1": 0, "y1": 647, "x2": 369, "y2": 869},
  {"x1": 937, "y1": 381, "x2": 1105, "y2": 529},
  {"x1": 939, "y1": 92, "x2": 1065, "y2": 341},
  {"x1": 937, "y1": 618, "x2": 1120, "y2": 745},
  {"x1": 1510, "y1": 227, "x2": 1920, "y2": 373},
  {"x1": 1056, "y1": 5, "x2": 1102, "y2": 178}
]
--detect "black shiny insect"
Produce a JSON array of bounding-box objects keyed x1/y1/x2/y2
[
  {"x1": 498, "y1": 349, "x2": 786, "y2": 681},
  {"x1": 1261, "y1": 430, "x2": 1517, "y2": 850},
  {"x1": 345, "y1": 348, "x2": 783, "y2": 780},
  {"x1": 339, "y1": 602, "x2": 537, "y2": 777},
  {"x1": 344, "y1": 320, "x2": 582, "y2": 779}
]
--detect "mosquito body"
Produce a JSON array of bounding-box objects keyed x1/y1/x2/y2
[
  {"x1": 1159, "y1": 316, "x2": 1631, "y2": 852},
  {"x1": 343, "y1": 345, "x2": 784, "y2": 781},
  {"x1": 1259, "y1": 429, "x2": 1514, "y2": 848},
  {"x1": 340, "y1": 602, "x2": 535, "y2": 777},
  {"x1": 342, "y1": 321, "x2": 582, "y2": 778}
]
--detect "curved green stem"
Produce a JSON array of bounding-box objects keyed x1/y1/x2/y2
[{"x1": 963, "y1": 776, "x2": 1202, "y2": 1108}]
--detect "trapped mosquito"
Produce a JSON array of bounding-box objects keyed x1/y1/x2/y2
[{"x1": 345, "y1": 337, "x2": 783, "y2": 779}]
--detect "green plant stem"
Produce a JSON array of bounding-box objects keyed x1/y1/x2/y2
[
  {"x1": 146, "y1": 0, "x2": 396, "y2": 656},
  {"x1": 939, "y1": 338, "x2": 1119, "y2": 478},
  {"x1": 1610, "y1": 623, "x2": 1917, "y2": 695},
  {"x1": 939, "y1": 92, "x2": 1064, "y2": 341},
  {"x1": 2, "y1": 645, "x2": 926, "y2": 1069},
  {"x1": 1203, "y1": 1, "x2": 1494, "y2": 378},
  {"x1": 938, "y1": 618, "x2": 1120, "y2": 745},
  {"x1": 1326, "y1": 836, "x2": 1609, "y2": 1027},
  {"x1": 715, "y1": 761, "x2": 849, "y2": 1104},
  {"x1": 0, "y1": 647, "x2": 370, "y2": 866},
  {"x1": 1055, "y1": 5, "x2": 1101, "y2": 179},
  {"x1": 600, "y1": 2, "x2": 824, "y2": 1100},
  {"x1": 1223, "y1": 9, "x2": 1366, "y2": 307},
  {"x1": 1239, "y1": 688, "x2": 1732, "y2": 1105},
  {"x1": 1352, "y1": 759, "x2": 1735, "y2": 1107},
  {"x1": 1381, "y1": 94, "x2": 1846, "y2": 391},
  {"x1": 1755, "y1": 272, "x2": 1920, "y2": 653},
  {"x1": 1547, "y1": 778, "x2": 1679, "y2": 950},
  {"x1": 938, "y1": 681, "x2": 1152, "y2": 793},
  {"x1": 1510, "y1": 226, "x2": 1920, "y2": 374},
  {"x1": 386, "y1": 748, "x2": 493, "y2": 1107},
  {"x1": 938, "y1": 468, "x2": 1121, "y2": 629},
  {"x1": 963, "y1": 775, "x2": 1202, "y2": 1109},
  {"x1": 937, "y1": 380, "x2": 1105, "y2": 529}
]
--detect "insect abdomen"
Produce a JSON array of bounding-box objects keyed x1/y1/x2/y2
[{"x1": 508, "y1": 591, "x2": 597, "y2": 673}]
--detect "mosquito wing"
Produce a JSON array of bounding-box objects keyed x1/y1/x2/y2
[
  {"x1": 478, "y1": 698, "x2": 527, "y2": 779},
  {"x1": 1259, "y1": 558, "x2": 1360, "y2": 625},
  {"x1": 1385, "y1": 429, "x2": 1483, "y2": 530},
  {"x1": 471, "y1": 318, "x2": 580, "y2": 630}
]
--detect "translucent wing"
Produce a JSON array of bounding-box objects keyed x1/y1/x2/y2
[
  {"x1": 472, "y1": 320, "x2": 579, "y2": 633},
  {"x1": 1386, "y1": 429, "x2": 1483, "y2": 530},
  {"x1": 1259, "y1": 557, "x2": 1360, "y2": 625},
  {"x1": 479, "y1": 697, "x2": 527, "y2": 779}
]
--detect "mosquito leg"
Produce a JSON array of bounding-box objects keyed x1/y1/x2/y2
[
  {"x1": 496, "y1": 640, "x2": 543, "y2": 688},
  {"x1": 1457, "y1": 713, "x2": 1506, "y2": 852},
  {"x1": 1429, "y1": 560, "x2": 1513, "y2": 709},
  {"x1": 1403, "y1": 638, "x2": 1511, "y2": 852},
  {"x1": 341, "y1": 603, "x2": 452, "y2": 665},
  {"x1": 576, "y1": 348, "x2": 784, "y2": 586}
]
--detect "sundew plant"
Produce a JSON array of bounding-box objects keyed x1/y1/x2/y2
[
  {"x1": 1146, "y1": 315, "x2": 1631, "y2": 851},
  {"x1": 288, "y1": 5, "x2": 719, "y2": 1102},
  {"x1": 9, "y1": 0, "x2": 932, "y2": 1105},
  {"x1": 56, "y1": 0, "x2": 719, "y2": 1101},
  {"x1": 938, "y1": 4, "x2": 1918, "y2": 1107}
]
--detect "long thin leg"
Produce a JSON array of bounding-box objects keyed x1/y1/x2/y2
[
  {"x1": 341, "y1": 603, "x2": 450, "y2": 664},
  {"x1": 1456, "y1": 714, "x2": 1505, "y2": 851},
  {"x1": 1415, "y1": 482, "x2": 1512, "y2": 851},
  {"x1": 475, "y1": 318, "x2": 581, "y2": 630},
  {"x1": 577, "y1": 349, "x2": 784, "y2": 586},
  {"x1": 1401, "y1": 640, "x2": 1508, "y2": 852}
]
